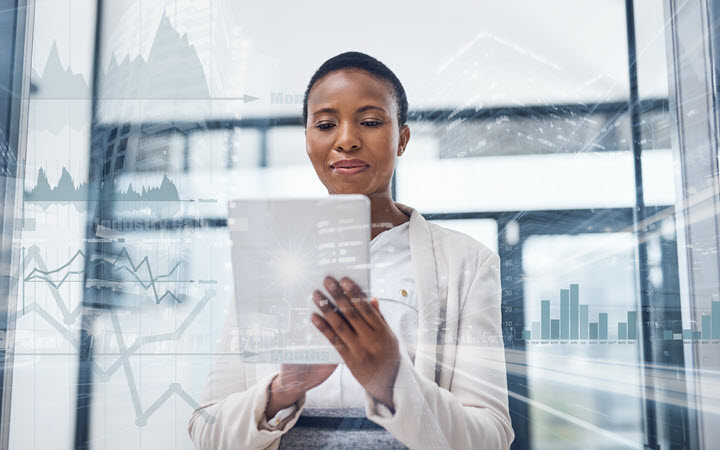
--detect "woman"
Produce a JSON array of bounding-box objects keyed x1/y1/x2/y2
[{"x1": 188, "y1": 51, "x2": 514, "y2": 449}]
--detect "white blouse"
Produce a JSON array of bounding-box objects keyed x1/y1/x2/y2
[{"x1": 264, "y1": 220, "x2": 416, "y2": 426}]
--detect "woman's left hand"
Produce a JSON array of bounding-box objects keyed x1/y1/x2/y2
[{"x1": 311, "y1": 275, "x2": 401, "y2": 410}]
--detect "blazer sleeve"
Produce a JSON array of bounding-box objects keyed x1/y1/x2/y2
[
  {"x1": 187, "y1": 296, "x2": 308, "y2": 450},
  {"x1": 364, "y1": 251, "x2": 514, "y2": 450}
]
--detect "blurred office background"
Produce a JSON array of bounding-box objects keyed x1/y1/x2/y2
[{"x1": 0, "y1": 0, "x2": 719, "y2": 449}]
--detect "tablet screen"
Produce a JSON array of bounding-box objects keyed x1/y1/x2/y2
[{"x1": 228, "y1": 195, "x2": 371, "y2": 363}]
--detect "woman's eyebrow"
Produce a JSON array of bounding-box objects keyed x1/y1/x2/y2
[
  {"x1": 356, "y1": 105, "x2": 387, "y2": 114},
  {"x1": 312, "y1": 105, "x2": 388, "y2": 116}
]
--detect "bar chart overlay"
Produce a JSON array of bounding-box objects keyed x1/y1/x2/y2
[
  {"x1": 656, "y1": 300, "x2": 720, "y2": 341},
  {"x1": 520, "y1": 283, "x2": 638, "y2": 343}
]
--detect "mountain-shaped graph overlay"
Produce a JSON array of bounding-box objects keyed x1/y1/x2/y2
[
  {"x1": 33, "y1": 13, "x2": 209, "y2": 101},
  {"x1": 100, "y1": 13, "x2": 210, "y2": 100},
  {"x1": 31, "y1": 41, "x2": 91, "y2": 99},
  {"x1": 31, "y1": 12, "x2": 211, "y2": 133},
  {"x1": 16, "y1": 245, "x2": 221, "y2": 425},
  {"x1": 23, "y1": 244, "x2": 187, "y2": 305},
  {"x1": 25, "y1": 167, "x2": 183, "y2": 216}
]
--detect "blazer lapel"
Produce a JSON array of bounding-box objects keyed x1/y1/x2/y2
[{"x1": 394, "y1": 202, "x2": 443, "y2": 383}]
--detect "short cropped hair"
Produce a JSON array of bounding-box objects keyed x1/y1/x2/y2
[{"x1": 302, "y1": 51, "x2": 408, "y2": 129}]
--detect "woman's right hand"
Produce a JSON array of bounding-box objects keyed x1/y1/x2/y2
[{"x1": 265, "y1": 363, "x2": 337, "y2": 420}]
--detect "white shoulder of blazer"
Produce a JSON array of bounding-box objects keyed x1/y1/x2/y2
[{"x1": 187, "y1": 201, "x2": 514, "y2": 450}]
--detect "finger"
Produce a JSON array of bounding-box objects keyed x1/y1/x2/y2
[
  {"x1": 333, "y1": 294, "x2": 373, "y2": 336},
  {"x1": 338, "y1": 277, "x2": 382, "y2": 330},
  {"x1": 312, "y1": 289, "x2": 357, "y2": 343},
  {"x1": 311, "y1": 313, "x2": 350, "y2": 359},
  {"x1": 370, "y1": 297, "x2": 383, "y2": 317},
  {"x1": 370, "y1": 297, "x2": 388, "y2": 324},
  {"x1": 323, "y1": 276, "x2": 350, "y2": 303},
  {"x1": 322, "y1": 275, "x2": 370, "y2": 333}
]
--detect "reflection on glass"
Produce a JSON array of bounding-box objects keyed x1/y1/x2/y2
[{"x1": 523, "y1": 233, "x2": 643, "y2": 449}]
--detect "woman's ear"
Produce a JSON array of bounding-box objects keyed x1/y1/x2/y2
[{"x1": 398, "y1": 124, "x2": 410, "y2": 156}]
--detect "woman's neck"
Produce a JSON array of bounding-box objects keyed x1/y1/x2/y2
[{"x1": 368, "y1": 194, "x2": 410, "y2": 241}]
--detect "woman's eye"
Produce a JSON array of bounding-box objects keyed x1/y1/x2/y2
[{"x1": 315, "y1": 121, "x2": 381, "y2": 129}]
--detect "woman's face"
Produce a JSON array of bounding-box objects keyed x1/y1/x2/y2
[{"x1": 305, "y1": 69, "x2": 410, "y2": 197}]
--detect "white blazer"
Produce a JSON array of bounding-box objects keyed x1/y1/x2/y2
[{"x1": 188, "y1": 201, "x2": 514, "y2": 449}]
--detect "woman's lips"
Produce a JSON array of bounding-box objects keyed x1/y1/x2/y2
[{"x1": 332, "y1": 165, "x2": 369, "y2": 175}]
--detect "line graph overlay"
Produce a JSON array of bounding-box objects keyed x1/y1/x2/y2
[
  {"x1": 23, "y1": 244, "x2": 188, "y2": 306},
  {"x1": 12, "y1": 289, "x2": 219, "y2": 426},
  {"x1": 17, "y1": 247, "x2": 234, "y2": 426}
]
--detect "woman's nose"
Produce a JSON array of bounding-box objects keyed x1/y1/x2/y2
[{"x1": 334, "y1": 123, "x2": 361, "y2": 151}]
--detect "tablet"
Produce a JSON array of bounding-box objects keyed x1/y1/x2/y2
[{"x1": 228, "y1": 195, "x2": 371, "y2": 364}]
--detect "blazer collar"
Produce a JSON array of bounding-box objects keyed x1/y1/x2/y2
[{"x1": 393, "y1": 201, "x2": 444, "y2": 383}]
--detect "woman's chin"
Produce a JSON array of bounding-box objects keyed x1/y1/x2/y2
[
  {"x1": 326, "y1": 182, "x2": 368, "y2": 195},
  {"x1": 330, "y1": 188, "x2": 366, "y2": 196}
]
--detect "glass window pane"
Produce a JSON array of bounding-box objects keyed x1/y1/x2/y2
[
  {"x1": 268, "y1": 126, "x2": 307, "y2": 167},
  {"x1": 13, "y1": 0, "x2": 710, "y2": 448},
  {"x1": 85, "y1": 228, "x2": 233, "y2": 448},
  {"x1": 10, "y1": 0, "x2": 96, "y2": 448},
  {"x1": 522, "y1": 233, "x2": 643, "y2": 448}
]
